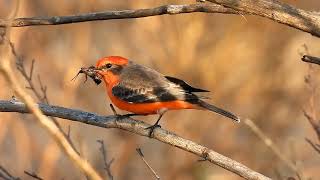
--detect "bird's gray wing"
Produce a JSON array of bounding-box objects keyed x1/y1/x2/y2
[{"x1": 112, "y1": 63, "x2": 196, "y2": 103}]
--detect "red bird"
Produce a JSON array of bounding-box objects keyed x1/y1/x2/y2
[{"x1": 94, "y1": 56, "x2": 240, "y2": 136}]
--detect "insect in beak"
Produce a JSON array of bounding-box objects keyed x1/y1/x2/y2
[{"x1": 71, "y1": 66, "x2": 102, "y2": 85}]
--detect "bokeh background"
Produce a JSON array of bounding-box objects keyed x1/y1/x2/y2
[{"x1": 1, "y1": 0, "x2": 320, "y2": 179}]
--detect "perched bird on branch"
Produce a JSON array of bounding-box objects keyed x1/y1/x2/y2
[{"x1": 77, "y1": 56, "x2": 240, "y2": 136}]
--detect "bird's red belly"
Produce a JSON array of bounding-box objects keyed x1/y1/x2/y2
[{"x1": 107, "y1": 91, "x2": 195, "y2": 114}]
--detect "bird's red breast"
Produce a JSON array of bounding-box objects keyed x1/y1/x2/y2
[{"x1": 106, "y1": 90, "x2": 195, "y2": 114}]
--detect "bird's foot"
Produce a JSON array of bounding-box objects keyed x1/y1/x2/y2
[
  {"x1": 145, "y1": 124, "x2": 161, "y2": 137},
  {"x1": 197, "y1": 156, "x2": 208, "y2": 162},
  {"x1": 197, "y1": 151, "x2": 209, "y2": 162}
]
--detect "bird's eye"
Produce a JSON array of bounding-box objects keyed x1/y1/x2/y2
[{"x1": 105, "y1": 63, "x2": 112, "y2": 69}]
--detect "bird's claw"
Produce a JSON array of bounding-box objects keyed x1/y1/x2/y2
[
  {"x1": 115, "y1": 114, "x2": 126, "y2": 120},
  {"x1": 197, "y1": 152, "x2": 209, "y2": 162},
  {"x1": 197, "y1": 156, "x2": 208, "y2": 162},
  {"x1": 145, "y1": 124, "x2": 161, "y2": 137}
]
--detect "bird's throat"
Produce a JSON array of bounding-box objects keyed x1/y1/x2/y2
[{"x1": 101, "y1": 72, "x2": 119, "y2": 86}]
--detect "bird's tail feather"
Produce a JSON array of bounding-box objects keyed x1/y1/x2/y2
[{"x1": 197, "y1": 100, "x2": 240, "y2": 123}]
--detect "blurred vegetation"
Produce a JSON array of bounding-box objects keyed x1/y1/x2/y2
[{"x1": 0, "y1": 0, "x2": 320, "y2": 179}]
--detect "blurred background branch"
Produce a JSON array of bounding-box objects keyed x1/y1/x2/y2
[
  {"x1": 0, "y1": 99, "x2": 271, "y2": 180},
  {"x1": 0, "y1": 4, "x2": 238, "y2": 27},
  {"x1": 97, "y1": 140, "x2": 114, "y2": 180},
  {"x1": 0, "y1": 1, "x2": 319, "y2": 37},
  {"x1": 136, "y1": 148, "x2": 160, "y2": 180},
  {"x1": 302, "y1": 62, "x2": 320, "y2": 155},
  {"x1": 208, "y1": 0, "x2": 320, "y2": 37},
  {"x1": 300, "y1": 45, "x2": 320, "y2": 155},
  {"x1": 244, "y1": 119, "x2": 302, "y2": 179},
  {"x1": 24, "y1": 171, "x2": 43, "y2": 180},
  {"x1": 0, "y1": 165, "x2": 19, "y2": 180}
]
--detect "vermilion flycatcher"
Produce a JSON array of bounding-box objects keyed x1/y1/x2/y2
[{"x1": 92, "y1": 56, "x2": 240, "y2": 135}]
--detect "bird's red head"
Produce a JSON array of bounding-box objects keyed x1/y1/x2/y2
[
  {"x1": 96, "y1": 56, "x2": 129, "y2": 68},
  {"x1": 95, "y1": 56, "x2": 129, "y2": 85}
]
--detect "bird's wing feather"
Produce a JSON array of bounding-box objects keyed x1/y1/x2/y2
[
  {"x1": 164, "y1": 76, "x2": 210, "y2": 92},
  {"x1": 112, "y1": 63, "x2": 199, "y2": 103},
  {"x1": 112, "y1": 85, "x2": 181, "y2": 103}
]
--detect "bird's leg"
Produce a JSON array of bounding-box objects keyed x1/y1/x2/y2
[
  {"x1": 109, "y1": 104, "x2": 118, "y2": 115},
  {"x1": 145, "y1": 113, "x2": 164, "y2": 137},
  {"x1": 109, "y1": 104, "x2": 124, "y2": 122}
]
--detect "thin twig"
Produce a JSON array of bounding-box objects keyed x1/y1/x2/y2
[
  {"x1": 244, "y1": 119, "x2": 300, "y2": 174},
  {"x1": 303, "y1": 60, "x2": 320, "y2": 154},
  {"x1": 0, "y1": 165, "x2": 20, "y2": 180},
  {"x1": 24, "y1": 171, "x2": 43, "y2": 180},
  {"x1": 0, "y1": 100, "x2": 271, "y2": 180},
  {"x1": 305, "y1": 138, "x2": 320, "y2": 154},
  {"x1": 302, "y1": 109, "x2": 320, "y2": 141},
  {"x1": 97, "y1": 140, "x2": 114, "y2": 180},
  {"x1": 37, "y1": 75, "x2": 48, "y2": 104},
  {"x1": 29, "y1": 59, "x2": 34, "y2": 80},
  {"x1": 136, "y1": 148, "x2": 160, "y2": 180},
  {"x1": 15, "y1": 52, "x2": 43, "y2": 102},
  {"x1": 67, "y1": 125, "x2": 71, "y2": 138}
]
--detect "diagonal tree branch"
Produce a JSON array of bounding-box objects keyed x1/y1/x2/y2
[
  {"x1": 0, "y1": 4, "x2": 239, "y2": 27},
  {"x1": 0, "y1": 100, "x2": 271, "y2": 180},
  {"x1": 207, "y1": 0, "x2": 320, "y2": 37}
]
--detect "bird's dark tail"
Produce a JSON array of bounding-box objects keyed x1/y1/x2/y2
[{"x1": 197, "y1": 100, "x2": 240, "y2": 123}]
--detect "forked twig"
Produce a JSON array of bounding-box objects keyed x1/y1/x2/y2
[
  {"x1": 11, "y1": 42, "x2": 80, "y2": 155},
  {"x1": 97, "y1": 140, "x2": 114, "y2": 180},
  {"x1": 302, "y1": 56, "x2": 320, "y2": 155}
]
